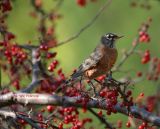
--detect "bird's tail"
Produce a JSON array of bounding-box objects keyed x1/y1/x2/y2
[
  {"x1": 56, "y1": 77, "x2": 83, "y2": 93},
  {"x1": 55, "y1": 79, "x2": 73, "y2": 93},
  {"x1": 65, "y1": 78, "x2": 73, "y2": 86},
  {"x1": 65, "y1": 76, "x2": 83, "y2": 86}
]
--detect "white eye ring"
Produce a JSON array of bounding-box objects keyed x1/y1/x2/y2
[
  {"x1": 105, "y1": 34, "x2": 109, "y2": 38},
  {"x1": 105, "y1": 34, "x2": 112, "y2": 39}
]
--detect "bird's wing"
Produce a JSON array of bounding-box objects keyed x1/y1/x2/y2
[{"x1": 71, "y1": 45, "x2": 103, "y2": 79}]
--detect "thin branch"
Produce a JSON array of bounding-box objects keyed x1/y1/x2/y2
[
  {"x1": 0, "y1": 110, "x2": 42, "y2": 129},
  {"x1": 0, "y1": 93, "x2": 160, "y2": 127},
  {"x1": 113, "y1": 38, "x2": 139, "y2": 72},
  {"x1": 20, "y1": 48, "x2": 42, "y2": 93},
  {"x1": 53, "y1": 0, "x2": 64, "y2": 11},
  {"x1": 55, "y1": 0, "x2": 112, "y2": 47},
  {"x1": 88, "y1": 108, "x2": 114, "y2": 129},
  {"x1": 0, "y1": 66, "x2": 1, "y2": 90},
  {"x1": 113, "y1": 18, "x2": 151, "y2": 72},
  {"x1": 0, "y1": 110, "x2": 16, "y2": 119},
  {"x1": 17, "y1": 115, "x2": 43, "y2": 129},
  {"x1": 18, "y1": 0, "x2": 111, "y2": 48}
]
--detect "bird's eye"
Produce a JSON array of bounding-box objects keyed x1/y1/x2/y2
[
  {"x1": 106, "y1": 34, "x2": 112, "y2": 39},
  {"x1": 105, "y1": 34, "x2": 110, "y2": 38}
]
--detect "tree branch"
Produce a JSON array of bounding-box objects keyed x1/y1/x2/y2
[
  {"x1": 20, "y1": 48, "x2": 42, "y2": 93},
  {"x1": 0, "y1": 93, "x2": 160, "y2": 127}
]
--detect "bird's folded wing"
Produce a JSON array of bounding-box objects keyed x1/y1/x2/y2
[{"x1": 71, "y1": 46, "x2": 103, "y2": 79}]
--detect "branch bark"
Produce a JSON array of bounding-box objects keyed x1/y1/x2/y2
[
  {"x1": 0, "y1": 93, "x2": 160, "y2": 127},
  {"x1": 0, "y1": 110, "x2": 42, "y2": 129},
  {"x1": 20, "y1": 48, "x2": 42, "y2": 93}
]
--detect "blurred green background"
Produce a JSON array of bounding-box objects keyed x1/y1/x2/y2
[{"x1": 6, "y1": 0, "x2": 160, "y2": 128}]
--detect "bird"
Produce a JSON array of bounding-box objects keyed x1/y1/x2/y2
[{"x1": 68, "y1": 33, "x2": 123, "y2": 85}]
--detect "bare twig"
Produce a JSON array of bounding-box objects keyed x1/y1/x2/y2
[
  {"x1": 113, "y1": 19, "x2": 151, "y2": 72},
  {"x1": 17, "y1": 115, "x2": 43, "y2": 129},
  {"x1": 18, "y1": 0, "x2": 112, "y2": 48},
  {"x1": 55, "y1": 0, "x2": 112, "y2": 47},
  {"x1": 53, "y1": 0, "x2": 64, "y2": 11},
  {"x1": 88, "y1": 108, "x2": 114, "y2": 129}
]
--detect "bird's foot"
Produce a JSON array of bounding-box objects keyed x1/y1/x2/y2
[
  {"x1": 79, "y1": 91, "x2": 90, "y2": 98},
  {"x1": 105, "y1": 71, "x2": 113, "y2": 83},
  {"x1": 92, "y1": 92, "x2": 99, "y2": 98},
  {"x1": 88, "y1": 81, "x2": 98, "y2": 97},
  {"x1": 107, "y1": 74, "x2": 112, "y2": 81}
]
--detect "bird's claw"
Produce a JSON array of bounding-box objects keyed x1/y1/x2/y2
[
  {"x1": 105, "y1": 71, "x2": 113, "y2": 82},
  {"x1": 92, "y1": 92, "x2": 99, "y2": 97}
]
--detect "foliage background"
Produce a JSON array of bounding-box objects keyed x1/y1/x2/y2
[{"x1": 4, "y1": 0, "x2": 160, "y2": 128}]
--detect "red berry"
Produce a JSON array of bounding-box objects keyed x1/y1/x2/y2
[
  {"x1": 126, "y1": 122, "x2": 131, "y2": 128},
  {"x1": 47, "y1": 52, "x2": 57, "y2": 59},
  {"x1": 137, "y1": 72, "x2": 142, "y2": 77},
  {"x1": 1, "y1": 0, "x2": 12, "y2": 12},
  {"x1": 58, "y1": 123, "x2": 63, "y2": 129},
  {"x1": 40, "y1": 44, "x2": 48, "y2": 51},
  {"x1": 153, "y1": 57, "x2": 158, "y2": 62},
  {"x1": 97, "y1": 75, "x2": 105, "y2": 81},
  {"x1": 7, "y1": 32, "x2": 15, "y2": 40},
  {"x1": 142, "y1": 122, "x2": 147, "y2": 127},
  {"x1": 47, "y1": 105, "x2": 54, "y2": 112},
  {"x1": 141, "y1": 50, "x2": 150, "y2": 64},
  {"x1": 100, "y1": 90, "x2": 106, "y2": 97},
  {"x1": 77, "y1": 0, "x2": 86, "y2": 7},
  {"x1": 46, "y1": 27, "x2": 54, "y2": 35},
  {"x1": 48, "y1": 65, "x2": 54, "y2": 72},
  {"x1": 138, "y1": 125, "x2": 144, "y2": 129},
  {"x1": 139, "y1": 31, "x2": 145, "y2": 36},
  {"x1": 35, "y1": 0, "x2": 42, "y2": 7},
  {"x1": 97, "y1": 110, "x2": 102, "y2": 117},
  {"x1": 127, "y1": 90, "x2": 132, "y2": 96},
  {"x1": 140, "y1": 93, "x2": 144, "y2": 97},
  {"x1": 117, "y1": 120, "x2": 122, "y2": 128},
  {"x1": 106, "y1": 111, "x2": 111, "y2": 115},
  {"x1": 53, "y1": 60, "x2": 59, "y2": 65},
  {"x1": 139, "y1": 32, "x2": 150, "y2": 43},
  {"x1": 141, "y1": 58, "x2": 147, "y2": 64}
]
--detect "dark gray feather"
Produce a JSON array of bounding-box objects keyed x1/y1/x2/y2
[{"x1": 71, "y1": 44, "x2": 103, "y2": 79}]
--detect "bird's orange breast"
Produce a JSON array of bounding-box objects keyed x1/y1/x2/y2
[{"x1": 85, "y1": 46, "x2": 118, "y2": 79}]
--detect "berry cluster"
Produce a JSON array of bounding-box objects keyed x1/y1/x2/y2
[
  {"x1": 126, "y1": 121, "x2": 149, "y2": 129},
  {"x1": 58, "y1": 107, "x2": 92, "y2": 129},
  {"x1": 76, "y1": 0, "x2": 97, "y2": 7},
  {"x1": 3, "y1": 44, "x2": 27, "y2": 65},
  {"x1": 100, "y1": 88, "x2": 133, "y2": 115},
  {"x1": 48, "y1": 60, "x2": 59, "y2": 72},
  {"x1": 77, "y1": 0, "x2": 86, "y2": 7},
  {"x1": 146, "y1": 57, "x2": 160, "y2": 81},
  {"x1": 141, "y1": 50, "x2": 150, "y2": 64},
  {"x1": 139, "y1": 32, "x2": 150, "y2": 43},
  {"x1": 0, "y1": 0, "x2": 12, "y2": 13},
  {"x1": 130, "y1": 1, "x2": 151, "y2": 10}
]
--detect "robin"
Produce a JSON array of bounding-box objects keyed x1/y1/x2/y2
[{"x1": 70, "y1": 33, "x2": 123, "y2": 83}]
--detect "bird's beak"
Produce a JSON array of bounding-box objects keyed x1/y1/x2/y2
[{"x1": 115, "y1": 35, "x2": 124, "y2": 39}]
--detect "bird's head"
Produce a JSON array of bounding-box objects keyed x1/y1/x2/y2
[{"x1": 101, "y1": 33, "x2": 123, "y2": 48}]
